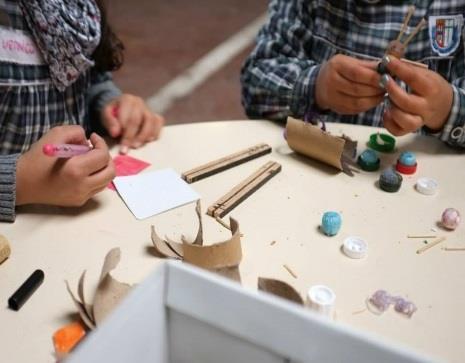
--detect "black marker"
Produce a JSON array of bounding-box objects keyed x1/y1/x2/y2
[{"x1": 8, "y1": 269, "x2": 44, "y2": 311}]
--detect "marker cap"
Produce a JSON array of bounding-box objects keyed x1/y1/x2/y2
[{"x1": 343, "y1": 236, "x2": 368, "y2": 259}]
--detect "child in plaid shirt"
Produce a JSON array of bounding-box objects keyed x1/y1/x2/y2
[
  {"x1": 0, "y1": 0, "x2": 164, "y2": 222},
  {"x1": 241, "y1": 0, "x2": 465, "y2": 148}
]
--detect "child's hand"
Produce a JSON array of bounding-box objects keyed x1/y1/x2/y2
[
  {"x1": 101, "y1": 94, "x2": 164, "y2": 154},
  {"x1": 315, "y1": 54, "x2": 384, "y2": 114},
  {"x1": 16, "y1": 126, "x2": 115, "y2": 207},
  {"x1": 383, "y1": 57, "x2": 453, "y2": 136}
]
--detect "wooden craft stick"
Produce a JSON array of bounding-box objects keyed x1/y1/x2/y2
[
  {"x1": 207, "y1": 161, "x2": 281, "y2": 218},
  {"x1": 416, "y1": 236, "x2": 446, "y2": 254},
  {"x1": 400, "y1": 58, "x2": 428, "y2": 69},
  {"x1": 407, "y1": 235, "x2": 437, "y2": 239},
  {"x1": 283, "y1": 264, "x2": 297, "y2": 279},
  {"x1": 182, "y1": 143, "x2": 272, "y2": 183}
]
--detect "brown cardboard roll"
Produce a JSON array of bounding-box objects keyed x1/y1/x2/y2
[
  {"x1": 286, "y1": 117, "x2": 356, "y2": 171},
  {"x1": 0, "y1": 234, "x2": 11, "y2": 265}
]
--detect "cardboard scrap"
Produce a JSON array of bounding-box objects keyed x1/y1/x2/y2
[
  {"x1": 66, "y1": 248, "x2": 132, "y2": 330},
  {"x1": 258, "y1": 277, "x2": 304, "y2": 305},
  {"x1": 286, "y1": 117, "x2": 357, "y2": 172},
  {"x1": 151, "y1": 201, "x2": 242, "y2": 281},
  {"x1": 0, "y1": 234, "x2": 11, "y2": 265}
]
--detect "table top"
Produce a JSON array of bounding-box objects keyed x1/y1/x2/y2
[{"x1": 1, "y1": 120, "x2": 464, "y2": 363}]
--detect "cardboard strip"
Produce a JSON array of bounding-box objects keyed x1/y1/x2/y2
[
  {"x1": 207, "y1": 161, "x2": 281, "y2": 218},
  {"x1": 151, "y1": 209, "x2": 243, "y2": 282},
  {"x1": 286, "y1": 117, "x2": 357, "y2": 171},
  {"x1": 183, "y1": 218, "x2": 242, "y2": 269},
  {"x1": 182, "y1": 143, "x2": 272, "y2": 183},
  {"x1": 258, "y1": 277, "x2": 304, "y2": 305}
]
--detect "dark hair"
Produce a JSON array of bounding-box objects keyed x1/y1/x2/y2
[{"x1": 93, "y1": 0, "x2": 124, "y2": 72}]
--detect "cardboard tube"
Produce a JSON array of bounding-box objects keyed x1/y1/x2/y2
[{"x1": 286, "y1": 117, "x2": 346, "y2": 170}]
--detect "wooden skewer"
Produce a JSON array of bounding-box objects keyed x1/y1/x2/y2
[
  {"x1": 407, "y1": 235, "x2": 437, "y2": 239},
  {"x1": 207, "y1": 161, "x2": 281, "y2": 218},
  {"x1": 442, "y1": 247, "x2": 465, "y2": 251},
  {"x1": 416, "y1": 237, "x2": 446, "y2": 254},
  {"x1": 396, "y1": 5, "x2": 416, "y2": 41},
  {"x1": 182, "y1": 143, "x2": 272, "y2": 183},
  {"x1": 283, "y1": 264, "x2": 297, "y2": 279},
  {"x1": 402, "y1": 18, "x2": 426, "y2": 48}
]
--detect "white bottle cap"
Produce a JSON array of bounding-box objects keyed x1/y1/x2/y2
[
  {"x1": 342, "y1": 236, "x2": 367, "y2": 259},
  {"x1": 306, "y1": 285, "x2": 336, "y2": 318},
  {"x1": 415, "y1": 177, "x2": 438, "y2": 195}
]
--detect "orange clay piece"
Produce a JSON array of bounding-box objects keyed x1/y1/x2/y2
[{"x1": 53, "y1": 321, "x2": 86, "y2": 356}]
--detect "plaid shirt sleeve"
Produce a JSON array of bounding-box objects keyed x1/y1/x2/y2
[{"x1": 241, "y1": 0, "x2": 321, "y2": 121}]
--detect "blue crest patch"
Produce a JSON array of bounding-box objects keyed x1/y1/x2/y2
[{"x1": 429, "y1": 15, "x2": 463, "y2": 56}]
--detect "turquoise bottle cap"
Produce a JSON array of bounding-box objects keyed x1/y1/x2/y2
[
  {"x1": 379, "y1": 168, "x2": 403, "y2": 192},
  {"x1": 368, "y1": 133, "x2": 395, "y2": 152},
  {"x1": 398, "y1": 151, "x2": 416, "y2": 166},
  {"x1": 321, "y1": 211, "x2": 342, "y2": 236},
  {"x1": 357, "y1": 149, "x2": 380, "y2": 171}
]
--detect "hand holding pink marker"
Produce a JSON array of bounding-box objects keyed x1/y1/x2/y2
[{"x1": 43, "y1": 143, "x2": 92, "y2": 158}]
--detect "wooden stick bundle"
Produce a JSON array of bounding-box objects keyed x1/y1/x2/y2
[
  {"x1": 182, "y1": 143, "x2": 272, "y2": 183},
  {"x1": 207, "y1": 161, "x2": 281, "y2": 218}
]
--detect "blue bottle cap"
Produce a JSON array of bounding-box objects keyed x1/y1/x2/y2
[
  {"x1": 398, "y1": 151, "x2": 416, "y2": 166},
  {"x1": 379, "y1": 168, "x2": 403, "y2": 193},
  {"x1": 357, "y1": 149, "x2": 380, "y2": 171}
]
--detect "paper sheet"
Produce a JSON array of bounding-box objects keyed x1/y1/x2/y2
[
  {"x1": 113, "y1": 169, "x2": 200, "y2": 220},
  {"x1": 108, "y1": 155, "x2": 151, "y2": 190}
]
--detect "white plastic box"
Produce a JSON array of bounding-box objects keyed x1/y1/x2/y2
[{"x1": 67, "y1": 261, "x2": 436, "y2": 363}]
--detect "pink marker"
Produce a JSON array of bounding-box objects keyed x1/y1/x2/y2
[
  {"x1": 112, "y1": 106, "x2": 119, "y2": 118},
  {"x1": 43, "y1": 144, "x2": 91, "y2": 158}
]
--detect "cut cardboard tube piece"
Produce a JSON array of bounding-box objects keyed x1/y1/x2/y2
[
  {"x1": 258, "y1": 278, "x2": 304, "y2": 305},
  {"x1": 65, "y1": 248, "x2": 132, "y2": 330},
  {"x1": 286, "y1": 117, "x2": 357, "y2": 171},
  {"x1": 151, "y1": 201, "x2": 243, "y2": 282},
  {"x1": 0, "y1": 234, "x2": 11, "y2": 265}
]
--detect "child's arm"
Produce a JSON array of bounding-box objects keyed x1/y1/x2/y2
[
  {"x1": 15, "y1": 126, "x2": 115, "y2": 208},
  {"x1": 383, "y1": 57, "x2": 465, "y2": 148}
]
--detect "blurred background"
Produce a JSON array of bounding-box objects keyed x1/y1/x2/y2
[{"x1": 108, "y1": 0, "x2": 269, "y2": 125}]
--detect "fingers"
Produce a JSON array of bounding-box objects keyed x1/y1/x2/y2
[
  {"x1": 333, "y1": 92, "x2": 384, "y2": 114},
  {"x1": 49, "y1": 125, "x2": 88, "y2": 145},
  {"x1": 72, "y1": 133, "x2": 111, "y2": 175},
  {"x1": 102, "y1": 103, "x2": 122, "y2": 138},
  {"x1": 383, "y1": 106, "x2": 423, "y2": 136},
  {"x1": 336, "y1": 56, "x2": 381, "y2": 88},
  {"x1": 383, "y1": 74, "x2": 425, "y2": 115},
  {"x1": 119, "y1": 99, "x2": 144, "y2": 153},
  {"x1": 385, "y1": 56, "x2": 429, "y2": 94},
  {"x1": 335, "y1": 71, "x2": 385, "y2": 98}
]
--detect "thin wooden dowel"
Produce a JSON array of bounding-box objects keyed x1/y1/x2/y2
[{"x1": 416, "y1": 237, "x2": 446, "y2": 254}]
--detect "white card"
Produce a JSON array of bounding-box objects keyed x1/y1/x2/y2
[{"x1": 113, "y1": 168, "x2": 200, "y2": 220}]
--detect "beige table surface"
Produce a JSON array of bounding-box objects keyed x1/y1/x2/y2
[{"x1": 0, "y1": 120, "x2": 464, "y2": 362}]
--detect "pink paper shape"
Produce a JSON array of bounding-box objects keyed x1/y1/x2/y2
[{"x1": 108, "y1": 155, "x2": 151, "y2": 190}]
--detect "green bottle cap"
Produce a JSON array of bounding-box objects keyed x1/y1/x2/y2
[{"x1": 369, "y1": 133, "x2": 395, "y2": 152}]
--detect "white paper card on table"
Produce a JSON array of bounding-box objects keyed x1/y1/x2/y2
[{"x1": 113, "y1": 168, "x2": 200, "y2": 220}]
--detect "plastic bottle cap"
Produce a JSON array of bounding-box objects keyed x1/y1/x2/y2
[
  {"x1": 379, "y1": 168, "x2": 403, "y2": 193},
  {"x1": 357, "y1": 149, "x2": 380, "y2": 171},
  {"x1": 415, "y1": 177, "x2": 438, "y2": 195},
  {"x1": 395, "y1": 161, "x2": 417, "y2": 174},
  {"x1": 306, "y1": 285, "x2": 336, "y2": 318},
  {"x1": 368, "y1": 133, "x2": 395, "y2": 153},
  {"x1": 342, "y1": 236, "x2": 368, "y2": 259},
  {"x1": 398, "y1": 151, "x2": 416, "y2": 166}
]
